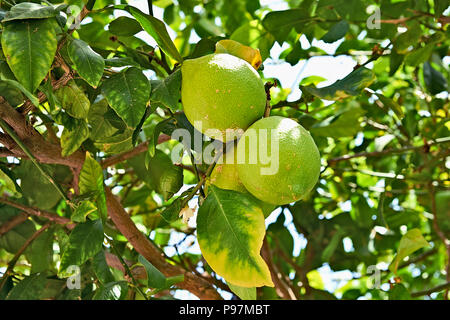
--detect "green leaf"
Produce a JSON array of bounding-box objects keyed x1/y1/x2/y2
[
  {"x1": 92, "y1": 281, "x2": 128, "y2": 300},
  {"x1": 230, "y1": 20, "x2": 275, "y2": 61},
  {"x1": 108, "y1": 16, "x2": 142, "y2": 36},
  {"x1": 0, "y1": 206, "x2": 36, "y2": 254},
  {"x1": 2, "y1": 3, "x2": 59, "y2": 22},
  {"x1": 16, "y1": 161, "x2": 62, "y2": 210},
  {"x1": 138, "y1": 255, "x2": 167, "y2": 289},
  {"x1": 68, "y1": 38, "x2": 105, "y2": 88},
  {"x1": 147, "y1": 118, "x2": 177, "y2": 157},
  {"x1": 389, "y1": 50, "x2": 404, "y2": 76},
  {"x1": 132, "y1": 105, "x2": 153, "y2": 146},
  {"x1": 160, "y1": 197, "x2": 183, "y2": 223},
  {"x1": 87, "y1": 99, "x2": 118, "y2": 141},
  {"x1": 262, "y1": 9, "x2": 311, "y2": 43},
  {"x1": 423, "y1": 62, "x2": 447, "y2": 95},
  {"x1": 1, "y1": 19, "x2": 57, "y2": 93},
  {"x1": 150, "y1": 68, "x2": 182, "y2": 111},
  {"x1": 6, "y1": 273, "x2": 48, "y2": 300},
  {"x1": 394, "y1": 23, "x2": 422, "y2": 54},
  {"x1": 105, "y1": 57, "x2": 140, "y2": 68},
  {"x1": 102, "y1": 67, "x2": 151, "y2": 128},
  {"x1": 320, "y1": 20, "x2": 349, "y2": 43},
  {"x1": 71, "y1": 200, "x2": 97, "y2": 223},
  {"x1": 0, "y1": 80, "x2": 24, "y2": 106},
  {"x1": 311, "y1": 103, "x2": 366, "y2": 137},
  {"x1": 0, "y1": 167, "x2": 19, "y2": 196},
  {"x1": 404, "y1": 43, "x2": 434, "y2": 67},
  {"x1": 375, "y1": 93, "x2": 404, "y2": 119},
  {"x1": 197, "y1": 186, "x2": 273, "y2": 288},
  {"x1": 94, "y1": 129, "x2": 134, "y2": 154},
  {"x1": 146, "y1": 150, "x2": 183, "y2": 200},
  {"x1": 129, "y1": 151, "x2": 183, "y2": 200},
  {"x1": 28, "y1": 227, "x2": 54, "y2": 273},
  {"x1": 93, "y1": 251, "x2": 115, "y2": 285},
  {"x1": 0, "y1": 78, "x2": 38, "y2": 107},
  {"x1": 227, "y1": 282, "x2": 257, "y2": 300},
  {"x1": 434, "y1": 0, "x2": 450, "y2": 17},
  {"x1": 55, "y1": 81, "x2": 91, "y2": 119},
  {"x1": 79, "y1": 153, "x2": 104, "y2": 196},
  {"x1": 59, "y1": 219, "x2": 104, "y2": 276},
  {"x1": 389, "y1": 228, "x2": 429, "y2": 274},
  {"x1": 299, "y1": 75, "x2": 327, "y2": 86},
  {"x1": 126, "y1": 6, "x2": 183, "y2": 62},
  {"x1": 302, "y1": 67, "x2": 375, "y2": 100},
  {"x1": 321, "y1": 228, "x2": 345, "y2": 262},
  {"x1": 60, "y1": 120, "x2": 89, "y2": 156},
  {"x1": 389, "y1": 283, "x2": 412, "y2": 300},
  {"x1": 78, "y1": 153, "x2": 107, "y2": 222}
]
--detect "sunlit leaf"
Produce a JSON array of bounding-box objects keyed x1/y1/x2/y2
[{"x1": 197, "y1": 186, "x2": 273, "y2": 288}]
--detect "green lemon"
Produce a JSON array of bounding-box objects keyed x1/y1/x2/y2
[
  {"x1": 181, "y1": 53, "x2": 266, "y2": 142},
  {"x1": 207, "y1": 146, "x2": 276, "y2": 218},
  {"x1": 237, "y1": 116, "x2": 321, "y2": 205}
]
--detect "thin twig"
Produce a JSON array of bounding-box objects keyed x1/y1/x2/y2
[
  {"x1": 0, "y1": 212, "x2": 28, "y2": 236},
  {"x1": 0, "y1": 223, "x2": 52, "y2": 291},
  {"x1": 108, "y1": 239, "x2": 149, "y2": 300},
  {"x1": 410, "y1": 282, "x2": 450, "y2": 298},
  {"x1": 0, "y1": 197, "x2": 74, "y2": 228},
  {"x1": 328, "y1": 137, "x2": 450, "y2": 164}
]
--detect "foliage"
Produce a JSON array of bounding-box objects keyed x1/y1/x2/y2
[{"x1": 0, "y1": 0, "x2": 449, "y2": 301}]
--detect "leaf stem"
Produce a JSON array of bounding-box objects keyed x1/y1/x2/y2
[
  {"x1": 108, "y1": 238, "x2": 149, "y2": 300},
  {"x1": 0, "y1": 223, "x2": 52, "y2": 291}
]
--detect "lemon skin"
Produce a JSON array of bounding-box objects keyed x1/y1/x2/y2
[
  {"x1": 237, "y1": 116, "x2": 321, "y2": 205},
  {"x1": 207, "y1": 147, "x2": 276, "y2": 218},
  {"x1": 181, "y1": 53, "x2": 266, "y2": 142}
]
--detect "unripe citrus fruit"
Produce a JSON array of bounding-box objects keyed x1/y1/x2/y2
[
  {"x1": 181, "y1": 53, "x2": 266, "y2": 141},
  {"x1": 207, "y1": 146, "x2": 276, "y2": 218},
  {"x1": 236, "y1": 116, "x2": 320, "y2": 205}
]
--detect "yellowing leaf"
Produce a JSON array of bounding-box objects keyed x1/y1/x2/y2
[
  {"x1": 215, "y1": 39, "x2": 262, "y2": 70},
  {"x1": 227, "y1": 282, "x2": 256, "y2": 300},
  {"x1": 197, "y1": 186, "x2": 273, "y2": 288},
  {"x1": 306, "y1": 270, "x2": 325, "y2": 290},
  {"x1": 389, "y1": 228, "x2": 429, "y2": 274}
]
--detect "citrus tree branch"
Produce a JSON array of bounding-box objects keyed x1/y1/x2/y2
[
  {"x1": 100, "y1": 134, "x2": 170, "y2": 168},
  {"x1": 327, "y1": 137, "x2": 450, "y2": 164},
  {"x1": 0, "y1": 212, "x2": 28, "y2": 236},
  {"x1": 0, "y1": 223, "x2": 52, "y2": 291},
  {"x1": 0, "y1": 118, "x2": 69, "y2": 202},
  {"x1": 0, "y1": 197, "x2": 75, "y2": 228},
  {"x1": 410, "y1": 282, "x2": 450, "y2": 298},
  {"x1": 104, "y1": 187, "x2": 222, "y2": 300}
]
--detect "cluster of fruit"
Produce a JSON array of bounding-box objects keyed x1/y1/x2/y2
[{"x1": 181, "y1": 53, "x2": 321, "y2": 210}]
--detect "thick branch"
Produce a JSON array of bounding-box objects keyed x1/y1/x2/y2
[
  {"x1": 0, "y1": 212, "x2": 28, "y2": 236},
  {"x1": 261, "y1": 238, "x2": 295, "y2": 299},
  {"x1": 0, "y1": 98, "x2": 85, "y2": 169},
  {"x1": 105, "y1": 187, "x2": 222, "y2": 300}
]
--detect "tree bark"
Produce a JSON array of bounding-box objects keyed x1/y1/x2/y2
[{"x1": 0, "y1": 97, "x2": 222, "y2": 300}]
